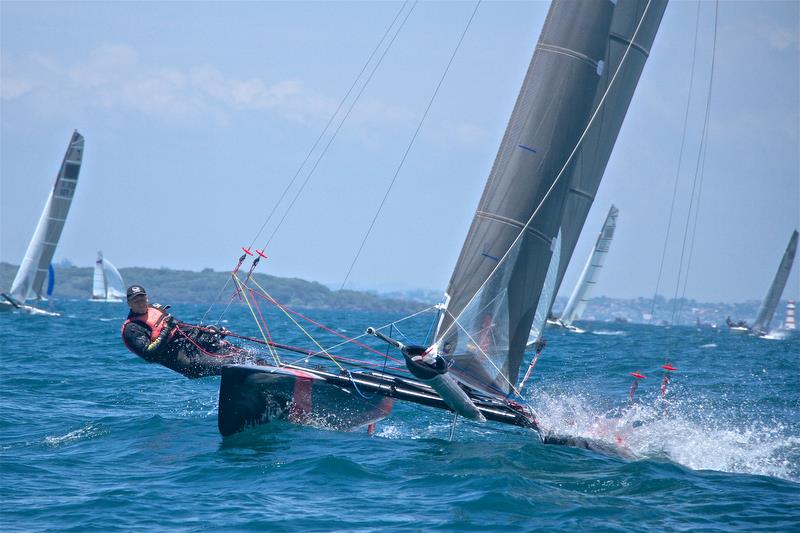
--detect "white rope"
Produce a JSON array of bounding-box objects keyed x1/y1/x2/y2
[
  {"x1": 673, "y1": 0, "x2": 719, "y2": 326},
  {"x1": 649, "y1": 0, "x2": 703, "y2": 320}
]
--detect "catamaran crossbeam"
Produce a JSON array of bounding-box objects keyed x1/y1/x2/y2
[{"x1": 367, "y1": 327, "x2": 486, "y2": 422}]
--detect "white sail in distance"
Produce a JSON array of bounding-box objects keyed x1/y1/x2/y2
[
  {"x1": 559, "y1": 205, "x2": 619, "y2": 326},
  {"x1": 751, "y1": 230, "x2": 798, "y2": 335},
  {"x1": 91, "y1": 251, "x2": 126, "y2": 302},
  {"x1": 9, "y1": 131, "x2": 84, "y2": 302}
]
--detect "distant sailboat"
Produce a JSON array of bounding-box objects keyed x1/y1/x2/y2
[
  {"x1": 727, "y1": 229, "x2": 799, "y2": 336},
  {"x1": 546, "y1": 205, "x2": 619, "y2": 333},
  {"x1": 1, "y1": 131, "x2": 85, "y2": 316},
  {"x1": 90, "y1": 251, "x2": 126, "y2": 302}
]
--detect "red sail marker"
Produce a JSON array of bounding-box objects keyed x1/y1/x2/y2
[
  {"x1": 660, "y1": 363, "x2": 677, "y2": 398},
  {"x1": 628, "y1": 370, "x2": 646, "y2": 403}
]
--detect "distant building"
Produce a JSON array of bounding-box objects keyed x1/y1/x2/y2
[{"x1": 785, "y1": 301, "x2": 796, "y2": 330}]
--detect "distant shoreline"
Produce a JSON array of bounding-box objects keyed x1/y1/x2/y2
[
  {"x1": 0, "y1": 262, "x2": 424, "y2": 314},
  {"x1": 1, "y1": 262, "x2": 790, "y2": 325}
]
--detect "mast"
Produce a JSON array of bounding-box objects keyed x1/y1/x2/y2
[
  {"x1": 9, "y1": 131, "x2": 84, "y2": 302},
  {"x1": 751, "y1": 230, "x2": 798, "y2": 334},
  {"x1": 92, "y1": 252, "x2": 105, "y2": 299},
  {"x1": 560, "y1": 205, "x2": 619, "y2": 326}
]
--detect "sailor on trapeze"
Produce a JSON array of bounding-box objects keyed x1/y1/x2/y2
[{"x1": 121, "y1": 285, "x2": 258, "y2": 378}]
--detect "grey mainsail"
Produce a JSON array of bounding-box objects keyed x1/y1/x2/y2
[
  {"x1": 751, "y1": 230, "x2": 798, "y2": 335},
  {"x1": 432, "y1": 0, "x2": 666, "y2": 396},
  {"x1": 553, "y1": 0, "x2": 668, "y2": 305},
  {"x1": 559, "y1": 205, "x2": 619, "y2": 326},
  {"x1": 9, "y1": 131, "x2": 84, "y2": 302}
]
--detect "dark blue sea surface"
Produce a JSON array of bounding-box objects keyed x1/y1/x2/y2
[{"x1": 2, "y1": 300, "x2": 798, "y2": 531}]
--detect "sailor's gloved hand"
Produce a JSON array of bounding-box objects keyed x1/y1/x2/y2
[
  {"x1": 164, "y1": 314, "x2": 177, "y2": 329},
  {"x1": 219, "y1": 327, "x2": 230, "y2": 338}
]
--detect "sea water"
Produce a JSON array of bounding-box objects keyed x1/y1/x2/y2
[{"x1": 1, "y1": 301, "x2": 798, "y2": 530}]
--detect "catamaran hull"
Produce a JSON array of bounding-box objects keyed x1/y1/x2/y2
[
  {"x1": 0, "y1": 299, "x2": 60, "y2": 316},
  {"x1": 545, "y1": 319, "x2": 585, "y2": 334},
  {"x1": 218, "y1": 364, "x2": 394, "y2": 437},
  {"x1": 542, "y1": 432, "x2": 634, "y2": 459},
  {"x1": 218, "y1": 363, "x2": 539, "y2": 437}
]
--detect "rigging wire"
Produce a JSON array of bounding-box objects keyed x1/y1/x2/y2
[
  {"x1": 676, "y1": 137, "x2": 711, "y2": 323},
  {"x1": 437, "y1": 0, "x2": 655, "y2": 351},
  {"x1": 338, "y1": 0, "x2": 483, "y2": 290},
  {"x1": 669, "y1": 0, "x2": 718, "y2": 326},
  {"x1": 200, "y1": 1, "x2": 414, "y2": 323},
  {"x1": 259, "y1": 2, "x2": 419, "y2": 253},
  {"x1": 285, "y1": 304, "x2": 436, "y2": 367},
  {"x1": 248, "y1": 1, "x2": 413, "y2": 250},
  {"x1": 648, "y1": 0, "x2": 703, "y2": 322}
]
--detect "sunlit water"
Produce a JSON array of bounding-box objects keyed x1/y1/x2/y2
[{"x1": 2, "y1": 301, "x2": 798, "y2": 530}]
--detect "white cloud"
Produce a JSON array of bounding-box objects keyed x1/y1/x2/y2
[
  {"x1": 759, "y1": 20, "x2": 798, "y2": 51},
  {"x1": 0, "y1": 41, "x2": 456, "y2": 133},
  {"x1": 1, "y1": 44, "x2": 341, "y2": 123},
  {"x1": 0, "y1": 76, "x2": 34, "y2": 99},
  {"x1": 1, "y1": 44, "x2": 485, "y2": 146}
]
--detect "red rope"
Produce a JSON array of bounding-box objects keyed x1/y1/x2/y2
[
  {"x1": 174, "y1": 323, "x2": 407, "y2": 373},
  {"x1": 172, "y1": 325, "x2": 237, "y2": 359},
  {"x1": 247, "y1": 286, "x2": 405, "y2": 364}
]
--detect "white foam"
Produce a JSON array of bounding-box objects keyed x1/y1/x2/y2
[
  {"x1": 592, "y1": 330, "x2": 625, "y2": 336},
  {"x1": 530, "y1": 390, "x2": 799, "y2": 482},
  {"x1": 761, "y1": 330, "x2": 788, "y2": 340},
  {"x1": 44, "y1": 423, "x2": 105, "y2": 447}
]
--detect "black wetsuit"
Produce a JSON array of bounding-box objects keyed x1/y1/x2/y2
[{"x1": 123, "y1": 310, "x2": 239, "y2": 378}]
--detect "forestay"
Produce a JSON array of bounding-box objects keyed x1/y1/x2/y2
[{"x1": 9, "y1": 131, "x2": 84, "y2": 302}]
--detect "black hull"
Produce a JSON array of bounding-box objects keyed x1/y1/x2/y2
[{"x1": 218, "y1": 364, "x2": 539, "y2": 437}]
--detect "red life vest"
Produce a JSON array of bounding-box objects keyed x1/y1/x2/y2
[{"x1": 121, "y1": 304, "x2": 174, "y2": 352}]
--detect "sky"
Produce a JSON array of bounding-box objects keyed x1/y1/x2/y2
[{"x1": 1, "y1": 0, "x2": 798, "y2": 303}]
